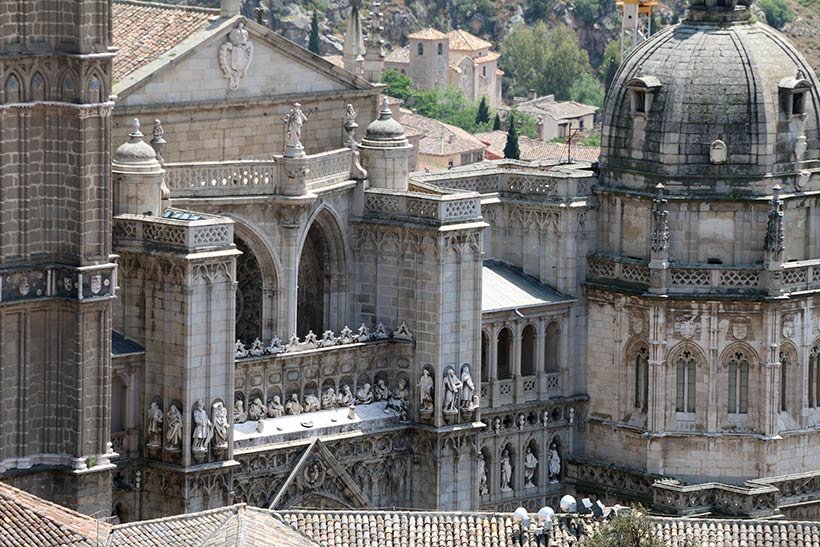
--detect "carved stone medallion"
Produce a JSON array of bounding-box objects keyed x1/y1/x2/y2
[
  {"x1": 730, "y1": 317, "x2": 751, "y2": 341},
  {"x1": 674, "y1": 314, "x2": 700, "y2": 340},
  {"x1": 782, "y1": 315, "x2": 796, "y2": 340},
  {"x1": 710, "y1": 139, "x2": 727, "y2": 164},
  {"x1": 219, "y1": 21, "x2": 253, "y2": 90}
]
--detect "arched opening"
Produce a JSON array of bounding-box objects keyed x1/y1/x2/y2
[
  {"x1": 417, "y1": 43, "x2": 424, "y2": 56},
  {"x1": 497, "y1": 328, "x2": 513, "y2": 380},
  {"x1": 481, "y1": 331, "x2": 489, "y2": 382},
  {"x1": 87, "y1": 75, "x2": 102, "y2": 103},
  {"x1": 5, "y1": 75, "x2": 20, "y2": 103},
  {"x1": 780, "y1": 350, "x2": 789, "y2": 412},
  {"x1": 437, "y1": 42, "x2": 443, "y2": 55},
  {"x1": 61, "y1": 74, "x2": 77, "y2": 102},
  {"x1": 111, "y1": 376, "x2": 127, "y2": 433},
  {"x1": 634, "y1": 344, "x2": 649, "y2": 412},
  {"x1": 727, "y1": 350, "x2": 750, "y2": 414},
  {"x1": 31, "y1": 73, "x2": 45, "y2": 101},
  {"x1": 545, "y1": 322, "x2": 560, "y2": 372},
  {"x1": 524, "y1": 439, "x2": 539, "y2": 488},
  {"x1": 810, "y1": 346, "x2": 819, "y2": 408},
  {"x1": 297, "y1": 209, "x2": 346, "y2": 337},
  {"x1": 235, "y1": 237, "x2": 263, "y2": 344},
  {"x1": 548, "y1": 436, "x2": 562, "y2": 483},
  {"x1": 521, "y1": 325, "x2": 536, "y2": 376},
  {"x1": 675, "y1": 349, "x2": 697, "y2": 413}
]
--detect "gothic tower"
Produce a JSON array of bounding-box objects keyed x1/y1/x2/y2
[{"x1": 0, "y1": 1, "x2": 116, "y2": 513}]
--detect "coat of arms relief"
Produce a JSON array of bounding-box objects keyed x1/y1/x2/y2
[{"x1": 219, "y1": 21, "x2": 253, "y2": 90}]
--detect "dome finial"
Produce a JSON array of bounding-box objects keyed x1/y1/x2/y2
[
  {"x1": 379, "y1": 96, "x2": 392, "y2": 119},
  {"x1": 129, "y1": 118, "x2": 144, "y2": 141}
]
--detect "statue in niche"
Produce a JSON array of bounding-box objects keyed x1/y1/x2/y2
[
  {"x1": 165, "y1": 405, "x2": 182, "y2": 450},
  {"x1": 524, "y1": 446, "x2": 538, "y2": 488},
  {"x1": 569, "y1": 407, "x2": 575, "y2": 424},
  {"x1": 219, "y1": 21, "x2": 253, "y2": 90},
  {"x1": 304, "y1": 394, "x2": 320, "y2": 412},
  {"x1": 418, "y1": 369, "x2": 434, "y2": 412},
  {"x1": 460, "y1": 365, "x2": 476, "y2": 410},
  {"x1": 267, "y1": 395, "x2": 284, "y2": 418},
  {"x1": 548, "y1": 443, "x2": 561, "y2": 483},
  {"x1": 212, "y1": 402, "x2": 229, "y2": 448},
  {"x1": 374, "y1": 379, "x2": 389, "y2": 402},
  {"x1": 356, "y1": 383, "x2": 373, "y2": 404},
  {"x1": 478, "y1": 452, "x2": 489, "y2": 496},
  {"x1": 336, "y1": 385, "x2": 353, "y2": 407},
  {"x1": 321, "y1": 388, "x2": 336, "y2": 409},
  {"x1": 247, "y1": 398, "x2": 267, "y2": 421},
  {"x1": 443, "y1": 369, "x2": 463, "y2": 413},
  {"x1": 285, "y1": 394, "x2": 304, "y2": 415},
  {"x1": 386, "y1": 377, "x2": 409, "y2": 420},
  {"x1": 493, "y1": 416, "x2": 502, "y2": 433},
  {"x1": 233, "y1": 400, "x2": 248, "y2": 423},
  {"x1": 146, "y1": 402, "x2": 163, "y2": 448},
  {"x1": 500, "y1": 449, "x2": 513, "y2": 492},
  {"x1": 283, "y1": 103, "x2": 309, "y2": 150},
  {"x1": 192, "y1": 400, "x2": 213, "y2": 452}
]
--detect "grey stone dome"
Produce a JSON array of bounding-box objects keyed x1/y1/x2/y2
[
  {"x1": 364, "y1": 98, "x2": 407, "y2": 143},
  {"x1": 599, "y1": 12, "x2": 820, "y2": 194},
  {"x1": 114, "y1": 119, "x2": 160, "y2": 165}
]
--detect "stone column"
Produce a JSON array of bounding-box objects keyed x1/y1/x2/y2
[
  {"x1": 512, "y1": 322, "x2": 523, "y2": 402},
  {"x1": 648, "y1": 183, "x2": 669, "y2": 295},
  {"x1": 535, "y1": 318, "x2": 547, "y2": 395}
]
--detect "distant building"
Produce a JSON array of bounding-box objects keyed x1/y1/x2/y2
[
  {"x1": 399, "y1": 110, "x2": 487, "y2": 170},
  {"x1": 501, "y1": 94, "x2": 599, "y2": 140},
  {"x1": 476, "y1": 130, "x2": 600, "y2": 163},
  {"x1": 384, "y1": 28, "x2": 503, "y2": 108}
]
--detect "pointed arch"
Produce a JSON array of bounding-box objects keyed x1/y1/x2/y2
[
  {"x1": 4, "y1": 73, "x2": 21, "y2": 103},
  {"x1": 545, "y1": 321, "x2": 560, "y2": 372},
  {"x1": 808, "y1": 337, "x2": 820, "y2": 409},
  {"x1": 720, "y1": 342, "x2": 756, "y2": 415},
  {"x1": 59, "y1": 70, "x2": 78, "y2": 102},
  {"x1": 667, "y1": 342, "x2": 706, "y2": 414},
  {"x1": 30, "y1": 72, "x2": 46, "y2": 101},
  {"x1": 779, "y1": 340, "x2": 798, "y2": 413},
  {"x1": 497, "y1": 327, "x2": 513, "y2": 380},
  {"x1": 625, "y1": 336, "x2": 650, "y2": 412},
  {"x1": 521, "y1": 323, "x2": 537, "y2": 376},
  {"x1": 86, "y1": 71, "x2": 103, "y2": 103}
]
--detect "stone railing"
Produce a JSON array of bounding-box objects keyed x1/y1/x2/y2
[
  {"x1": 652, "y1": 479, "x2": 779, "y2": 518},
  {"x1": 567, "y1": 457, "x2": 666, "y2": 507},
  {"x1": 754, "y1": 470, "x2": 820, "y2": 506},
  {"x1": 113, "y1": 212, "x2": 234, "y2": 252},
  {"x1": 782, "y1": 260, "x2": 820, "y2": 293},
  {"x1": 410, "y1": 160, "x2": 595, "y2": 199},
  {"x1": 364, "y1": 188, "x2": 481, "y2": 225},
  {"x1": 111, "y1": 431, "x2": 128, "y2": 458},
  {"x1": 304, "y1": 148, "x2": 353, "y2": 189},
  {"x1": 587, "y1": 255, "x2": 764, "y2": 293}
]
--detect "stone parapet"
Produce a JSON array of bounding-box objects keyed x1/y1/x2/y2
[
  {"x1": 653, "y1": 478, "x2": 780, "y2": 518},
  {"x1": 363, "y1": 188, "x2": 481, "y2": 226},
  {"x1": 113, "y1": 212, "x2": 234, "y2": 253}
]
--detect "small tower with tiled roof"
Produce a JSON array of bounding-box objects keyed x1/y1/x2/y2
[{"x1": 407, "y1": 28, "x2": 449, "y2": 91}]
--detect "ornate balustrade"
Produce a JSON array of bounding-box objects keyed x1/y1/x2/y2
[
  {"x1": 652, "y1": 479, "x2": 779, "y2": 518},
  {"x1": 364, "y1": 188, "x2": 481, "y2": 225},
  {"x1": 304, "y1": 148, "x2": 353, "y2": 189},
  {"x1": 113, "y1": 211, "x2": 234, "y2": 252},
  {"x1": 781, "y1": 260, "x2": 820, "y2": 293}
]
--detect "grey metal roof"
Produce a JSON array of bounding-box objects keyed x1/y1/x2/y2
[
  {"x1": 112, "y1": 331, "x2": 144, "y2": 356},
  {"x1": 482, "y1": 260, "x2": 573, "y2": 313}
]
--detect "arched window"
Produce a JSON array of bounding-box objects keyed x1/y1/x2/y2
[
  {"x1": 675, "y1": 350, "x2": 696, "y2": 413},
  {"x1": 497, "y1": 328, "x2": 513, "y2": 380},
  {"x1": 437, "y1": 42, "x2": 443, "y2": 55},
  {"x1": 545, "y1": 322, "x2": 559, "y2": 372},
  {"x1": 5, "y1": 75, "x2": 20, "y2": 103},
  {"x1": 727, "y1": 350, "x2": 750, "y2": 414},
  {"x1": 417, "y1": 43, "x2": 424, "y2": 56},
  {"x1": 780, "y1": 351, "x2": 789, "y2": 412},
  {"x1": 481, "y1": 331, "x2": 489, "y2": 382},
  {"x1": 87, "y1": 76, "x2": 102, "y2": 103},
  {"x1": 521, "y1": 325, "x2": 536, "y2": 376},
  {"x1": 482, "y1": 65, "x2": 487, "y2": 77},
  {"x1": 61, "y1": 74, "x2": 77, "y2": 102},
  {"x1": 31, "y1": 73, "x2": 45, "y2": 101},
  {"x1": 810, "y1": 346, "x2": 820, "y2": 408},
  {"x1": 634, "y1": 345, "x2": 649, "y2": 411}
]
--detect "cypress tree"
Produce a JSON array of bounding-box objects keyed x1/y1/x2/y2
[
  {"x1": 504, "y1": 114, "x2": 520, "y2": 160},
  {"x1": 475, "y1": 96, "x2": 490, "y2": 125},
  {"x1": 492, "y1": 112, "x2": 502, "y2": 131},
  {"x1": 308, "y1": 11, "x2": 321, "y2": 55}
]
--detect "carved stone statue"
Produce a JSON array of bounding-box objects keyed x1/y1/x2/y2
[
  {"x1": 524, "y1": 446, "x2": 539, "y2": 488},
  {"x1": 219, "y1": 21, "x2": 253, "y2": 90},
  {"x1": 374, "y1": 379, "x2": 389, "y2": 402},
  {"x1": 267, "y1": 395, "x2": 284, "y2": 418},
  {"x1": 478, "y1": 452, "x2": 489, "y2": 496},
  {"x1": 304, "y1": 394, "x2": 320, "y2": 413},
  {"x1": 500, "y1": 449, "x2": 513, "y2": 492},
  {"x1": 548, "y1": 443, "x2": 561, "y2": 483},
  {"x1": 385, "y1": 377, "x2": 409, "y2": 420},
  {"x1": 460, "y1": 365, "x2": 475, "y2": 410},
  {"x1": 285, "y1": 393, "x2": 304, "y2": 415},
  {"x1": 356, "y1": 383, "x2": 373, "y2": 405},
  {"x1": 569, "y1": 407, "x2": 575, "y2": 424},
  {"x1": 192, "y1": 400, "x2": 213, "y2": 452},
  {"x1": 247, "y1": 398, "x2": 267, "y2": 421},
  {"x1": 443, "y1": 369, "x2": 462, "y2": 413},
  {"x1": 336, "y1": 385, "x2": 353, "y2": 407},
  {"x1": 146, "y1": 402, "x2": 163, "y2": 448},
  {"x1": 283, "y1": 103, "x2": 309, "y2": 154},
  {"x1": 233, "y1": 400, "x2": 248, "y2": 424},
  {"x1": 165, "y1": 405, "x2": 182, "y2": 450},
  {"x1": 344, "y1": 103, "x2": 358, "y2": 146},
  {"x1": 418, "y1": 369, "x2": 434, "y2": 412},
  {"x1": 321, "y1": 388, "x2": 336, "y2": 409},
  {"x1": 212, "y1": 402, "x2": 229, "y2": 448}
]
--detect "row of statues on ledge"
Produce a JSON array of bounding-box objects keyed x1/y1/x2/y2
[
  {"x1": 418, "y1": 364, "x2": 477, "y2": 415},
  {"x1": 146, "y1": 400, "x2": 229, "y2": 459},
  {"x1": 478, "y1": 442, "x2": 562, "y2": 496},
  {"x1": 235, "y1": 377, "x2": 411, "y2": 423},
  {"x1": 282, "y1": 101, "x2": 360, "y2": 157}
]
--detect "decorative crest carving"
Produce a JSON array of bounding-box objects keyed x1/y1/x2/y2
[{"x1": 219, "y1": 21, "x2": 253, "y2": 90}]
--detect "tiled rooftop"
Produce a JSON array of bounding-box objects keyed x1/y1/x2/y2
[
  {"x1": 505, "y1": 95, "x2": 599, "y2": 121},
  {"x1": 400, "y1": 110, "x2": 486, "y2": 157},
  {"x1": 476, "y1": 130, "x2": 600, "y2": 163},
  {"x1": 112, "y1": 0, "x2": 218, "y2": 82},
  {"x1": 407, "y1": 28, "x2": 448, "y2": 41},
  {"x1": 447, "y1": 29, "x2": 493, "y2": 51}
]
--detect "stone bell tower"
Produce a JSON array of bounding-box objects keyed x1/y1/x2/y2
[{"x1": 0, "y1": 1, "x2": 116, "y2": 514}]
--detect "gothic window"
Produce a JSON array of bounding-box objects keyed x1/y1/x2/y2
[
  {"x1": 437, "y1": 42, "x2": 443, "y2": 55},
  {"x1": 634, "y1": 345, "x2": 649, "y2": 412},
  {"x1": 61, "y1": 74, "x2": 76, "y2": 102},
  {"x1": 31, "y1": 73, "x2": 45, "y2": 101},
  {"x1": 780, "y1": 351, "x2": 789, "y2": 412},
  {"x1": 481, "y1": 331, "x2": 489, "y2": 382},
  {"x1": 521, "y1": 325, "x2": 536, "y2": 376},
  {"x1": 727, "y1": 350, "x2": 750, "y2": 414},
  {"x1": 4, "y1": 75, "x2": 20, "y2": 103},
  {"x1": 675, "y1": 350, "x2": 696, "y2": 413},
  {"x1": 87, "y1": 76, "x2": 102, "y2": 103},
  {"x1": 545, "y1": 322, "x2": 559, "y2": 372},
  {"x1": 418, "y1": 43, "x2": 424, "y2": 56},
  {"x1": 235, "y1": 237, "x2": 263, "y2": 344},
  {"x1": 497, "y1": 328, "x2": 513, "y2": 380},
  {"x1": 809, "y1": 346, "x2": 820, "y2": 408}
]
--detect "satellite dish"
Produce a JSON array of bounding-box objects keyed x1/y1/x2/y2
[{"x1": 559, "y1": 494, "x2": 577, "y2": 513}]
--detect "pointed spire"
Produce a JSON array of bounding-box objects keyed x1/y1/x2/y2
[
  {"x1": 343, "y1": 1, "x2": 366, "y2": 76},
  {"x1": 765, "y1": 185, "x2": 785, "y2": 255},
  {"x1": 650, "y1": 183, "x2": 669, "y2": 253}
]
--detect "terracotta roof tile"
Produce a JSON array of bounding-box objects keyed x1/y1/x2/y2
[
  {"x1": 408, "y1": 28, "x2": 448, "y2": 40},
  {"x1": 505, "y1": 95, "x2": 599, "y2": 121},
  {"x1": 447, "y1": 29, "x2": 493, "y2": 51},
  {"x1": 400, "y1": 111, "x2": 486, "y2": 157},
  {"x1": 385, "y1": 46, "x2": 410, "y2": 64},
  {"x1": 112, "y1": 0, "x2": 218, "y2": 82},
  {"x1": 476, "y1": 130, "x2": 600, "y2": 162}
]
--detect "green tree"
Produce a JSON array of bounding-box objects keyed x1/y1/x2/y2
[
  {"x1": 570, "y1": 72, "x2": 605, "y2": 107},
  {"x1": 475, "y1": 96, "x2": 490, "y2": 125},
  {"x1": 504, "y1": 114, "x2": 520, "y2": 160},
  {"x1": 492, "y1": 112, "x2": 502, "y2": 130},
  {"x1": 758, "y1": 0, "x2": 794, "y2": 28},
  {"x1": 525, "y1": 0, "x2": 552, "y2": 20},
  {"x1": 583, "y1": 509, "x2": 664, "y2": 547},
  {"x1": 308, "y1": 10, "x2": 321, "y2": 54},
  {"x1": 574, "y1": 0, "x2": 602, "y2": 25},
  {"x1": 381, "y1": 69, "x2": 414, "y2": 102}
]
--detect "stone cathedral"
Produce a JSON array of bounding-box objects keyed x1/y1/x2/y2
[{"x1": 3, "y1": 0, "x2": 820, "y2": 524}]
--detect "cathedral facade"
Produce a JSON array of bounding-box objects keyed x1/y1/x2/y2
[{"x1": 2, "y1": 0, "x2": 820, "y2": 524}]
